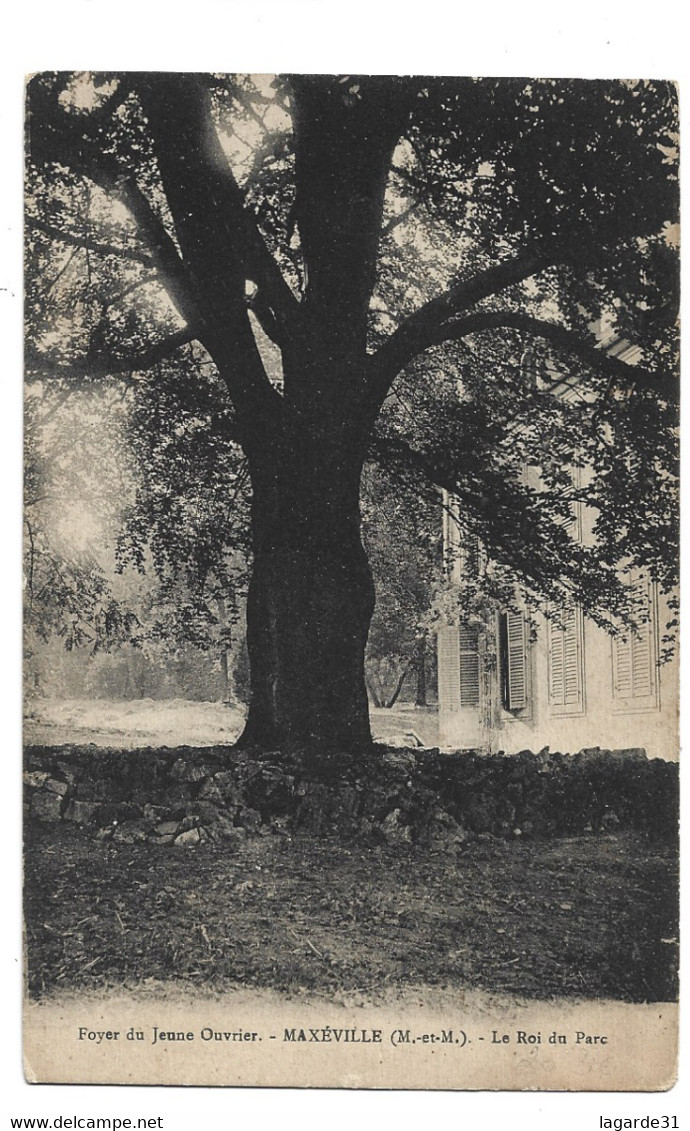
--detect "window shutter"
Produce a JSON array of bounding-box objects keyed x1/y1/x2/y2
[
  {"x1": 505, "y1": 611, "x2": 527, "y2": 710},
  {"x1": 548, "y1": 605, "x2": 583, "y2": 712},
  {"x1": 438, "y1": 627, "x2": 460, "y2": 712},
  {"x1": 613, "y1": 634, "x2": 633, "y2": 698},
  {"x1": 612, "y1": 581, "x2": 658, "y2": 709},
  {"x1": 549, "y1": 619, "x2": 566, "y2": 705},
  {"x1": 614, "y1": 625, "x2": 653, "y2": 700},
  {"x1": 563, "y1": 610, "x2": 579, "y2": 703},
  {"x1": 458, "y1": 625, "x2": 480, "y2": 708},
  {"x1": 631, "y1": 628, "x2": 653, "y2": 698}
]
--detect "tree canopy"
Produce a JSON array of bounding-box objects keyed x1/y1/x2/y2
[{"x1": 25, "y1": 73, "x2": 679, "y2": 751}]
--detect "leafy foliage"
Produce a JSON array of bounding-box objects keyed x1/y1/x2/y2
[
  {"x1": 24, "y1": 388, "x2": 139, "y2": 658},
  {"x1": 24, "y1": 73, "x2": 680, "y2": 724},
  {"x1": 361, "y1": 461, "x2": 441, "y2": 704}
]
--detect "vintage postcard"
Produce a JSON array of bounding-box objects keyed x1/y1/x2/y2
[{"x1": 23, "y1": 72, "x2": 679, "y2": 1089}]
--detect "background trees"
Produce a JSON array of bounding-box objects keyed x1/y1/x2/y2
[{"x1": 25, "y1": 74, "x2": 679, "y2": 753}]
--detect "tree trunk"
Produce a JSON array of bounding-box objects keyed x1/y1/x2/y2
[
  {"x1": 220, "y1": 647, "x2": 230, "y2": 704},
  {"x1": 415, "y1": 633, "x2": 428, "y2": 707},
  {"x1": 365, "y1": 674, "x2": 383, "y2": 709},
  {"x1": 237, "y1": 423, "x2": 376, "y2": 759},
  {"x1": 385, "y1": 660, "x2": 413, "y2": 709}
]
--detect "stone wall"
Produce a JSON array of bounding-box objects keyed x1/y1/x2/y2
[{"x1": 24, "y1": 743, "x2": 678, "y2": 847}]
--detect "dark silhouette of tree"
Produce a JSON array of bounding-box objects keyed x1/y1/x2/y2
[{"x1": 26, "y1": 73, "x2": 679, "y2": 758}]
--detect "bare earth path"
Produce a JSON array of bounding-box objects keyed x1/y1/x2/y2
[{"x1": 24, "y1": 697, "x2": 440, "y2": 749}]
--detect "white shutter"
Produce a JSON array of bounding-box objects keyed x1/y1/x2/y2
[
  {"x1": 613, "y1": 633, "x2": 633, "y2": 698},
  {"x1": 549, "y1": 618, "x2": 566, "y2": 705},
  {"x1": 458, "y1": 625, "x2": 480, "y2": 708},
  {"x1": 548, "y1": 605, "x2": 584, "y2": 714},
  {"x1": 631, "y1": 628, "x2": 653, "y2": 699},
  {"x1": 612, "y1": 581, "x2": 659, "y2": 709},
  {"x1": 614, "y1": 625, "x2": 653, "y2": 700},
  {"x1": 505, "y1": 611, "x2": 527, "y2": 710},
  {"x1": 438, "y1": 627, "x2": 460, "y2": 713},
  {"x1": 563, "y1": 610, "x2": 580, "y2": 703}
]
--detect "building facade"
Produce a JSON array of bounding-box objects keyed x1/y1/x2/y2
[
  {"x1": 437, "y1": 583, "x2": 678, "y2": 761},
  {"x1": 437, "y1": 335, "x2": 678, "y2": 762}
]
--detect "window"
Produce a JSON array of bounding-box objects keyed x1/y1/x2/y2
[
  {"x1": 438, "y1": 627, "x2": 460, "y2": 713},
  {"x1": 557, "y1": 465, "x2": 583, "y2": 544},
  {"x1": 438, "y1": 624, "x2": 480, "y2": 712},
  {"x1": 458, "y1": 625, "x2": 480, "y2": 707},
  {"x1": 499, "y1": 610, "x2": 529, "y2": 712},
  {"x1": 611, "y1": 582, "x2": 660, "y2": 712},
  {"x1": 548, "y1": 604, "x2": 585, "y2": 715}
]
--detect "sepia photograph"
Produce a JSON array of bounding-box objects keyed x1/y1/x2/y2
[{"x1": 22, "y1": 70, "x2": 679, "y2": 1090}]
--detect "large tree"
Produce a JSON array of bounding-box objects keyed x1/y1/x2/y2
[{"x1": 26, "y1": 73, "x2": 679, "y2": 755}]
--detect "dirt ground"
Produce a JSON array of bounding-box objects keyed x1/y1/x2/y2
[
  {"x1": 24, "y1": 821, "x2": 678, "y2": 1005},
  {"x1": 23, "y1": 697, "x2": 440, "y2": 749}
]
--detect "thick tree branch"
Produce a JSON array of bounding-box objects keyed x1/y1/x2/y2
[
  {"x1": 423, "y1": 311, "x2": 678, "y2": 405},
  {"x1": 26, "y1": 329, "x2": 194, "y2": 383},
  {"x1": 366, "y1": 249, "x2": 677, "y2": 413},
  {"x1": 135, "y1": 75, "x2": 301, "y2": 346},
  {"x1": 365, "y1": 234, "x2": 639, "y2": 413},
  {"x1": 290, "y1": 76, "x2": 416, "y2": 341},
  {"x1": 30, "y1": 217, "x2": 155, "y2": 267},
  {"x1": 28, "y1": 76, "x2": 284, "y2": 419},
  {"x1": 369, "y1": 247, "x2": 555, "y2": 391}
]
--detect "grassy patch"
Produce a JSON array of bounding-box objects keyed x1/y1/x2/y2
[{"x1": 25, "y1": 823, "x2": 678, "y2": 1003}]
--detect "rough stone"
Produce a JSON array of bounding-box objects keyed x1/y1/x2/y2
[
  {"x1": 64, "y1": 799, "x2": 101, "y2": 825},
  {"x1": 44, "y1": 778, "x2": 69, "y2": 797},
  {"x1": 171, "y1": 759, "x2": 211, "y2": 783},
  {"x1": 196, "y1": 801, "x2": 225, "y2": 823},
  {"x1": 213, "y1": 771, "x2": 244, "y2": 803},
  {"x1": 23, "y1": 771, "x2": 49, "y2": 789},
  {"x1": 250, "y1": 767, "x2": 294, "y2": 808},
  {"x1": 293, "y1": 784, "x2": 330, "y2": 833},
  {"x1": 612, "y1": 748, "x2": 647, "y2": 762},
  {"x1": 382, "y1": 732, "x2": 423, "y2": 750},
  {"x1": 197, "y1": 779, "x2": 224, "y2": 803},
  {"x1": 149, "y1": 833, "x2": 176, "y2": 845},
  {"x1": 423, "y1": 808, "x2": 468, "y2": 850},
  {"x1": 174, "y1": 827, "x2": 202, "y2": 847},
  {"x1": 74, "y1": 779, "x2": 111, "y2": 802},
  {"x1": 235, "y1": 761, "x2": 263, "y2": 785},
  {"x1": 163, "y1": 785, "x2": 193, "y2": 807},
  {"x1": 381, "y1": 808, "x2": 413, "y2": 845},
  {"x1": 31, "y1": 791, "x2": 64, "y2": 821},
  {"x1": 381, "y1": 749, "x2": 419, "y2": 772},
  {"x1": 113, "y1": 818, "x2": 154, "y2": 844},
  {"x1": 142, "y1": 803, "x2": 171, "y2": 821},
  {"x1": 154, "y1": 821, "x2": 181, "y2": 836},
  {"x1": 335, "y1": 785, "x2": 360, "y2": 817},
  {"x1": 99, "y1": 801, "x2": 143, "y2": 825},
  {"x1": 236, "y1": 806, "x2": 262, "y2": 832},
  {"x1": 213, "y1": 815, "x2": 245, "y2": 843},
  {"x1": 57, "y1": 760, "x2": 78, "y2": 784}
]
